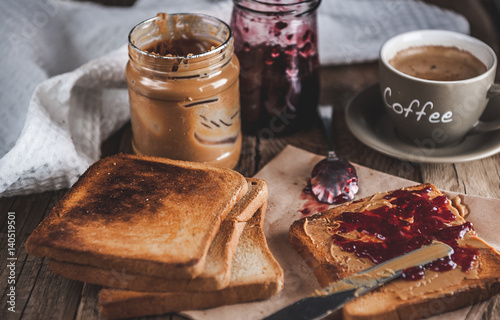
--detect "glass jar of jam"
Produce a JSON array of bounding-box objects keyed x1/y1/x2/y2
[
  {"x1": 127, "y1": 13, "x2": 241, "y2": 168},
  {"x1": 230, "y1": 0, "x2": 321, "y2": 136}
]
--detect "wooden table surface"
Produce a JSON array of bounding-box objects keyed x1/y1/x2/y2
[{"x1": 2, "y1": 0, "x2": 500, "y2": 319}]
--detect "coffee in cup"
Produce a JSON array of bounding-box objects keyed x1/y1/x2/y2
[
  {"x1": 379, "y1": 30, "x2": 500, "y2": 148},
  {"x1": 389, "y1": 45, "x2": 487, "y2": 81}
]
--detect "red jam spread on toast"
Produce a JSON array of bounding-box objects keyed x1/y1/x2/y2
[{"x1": 332, "y1": 186, "x2": 478, "y2": 281}]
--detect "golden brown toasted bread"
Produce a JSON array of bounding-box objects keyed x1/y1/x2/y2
[
  {"x1": 26, "y1": 153, "x2": 248, "y2": 279},
  {"x1": 289, "y1": 183, "x2": 500, "y2": 320},
  {"x1": 98, "y1": 205, "x2": 284, "y2": 319},
  {"x1": 48, "y1": 178, "x2": 268, "y2": 292}
]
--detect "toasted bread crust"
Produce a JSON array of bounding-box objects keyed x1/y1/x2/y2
[
  {"x1": 48, "y1": 178, "x2": 268, "y2": 292},
  {"x1": 98, "y1": 205, "x2": 284, "y2": 319},
  {"x1": 289, "y1": 183, "x2": 500, "y2": 320},
  {"x1": 26, "y1": 154, "x2": 248, "y2": 278},
  {"x1": 48, "y1": 218, "x2": 247, "y2": 292}
]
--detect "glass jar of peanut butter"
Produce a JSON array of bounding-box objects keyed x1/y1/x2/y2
[{"x1": 127, "y1": 13, "x2": 241, "y2": 168}]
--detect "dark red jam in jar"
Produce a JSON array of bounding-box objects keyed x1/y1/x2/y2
[
  {"x1": 230, "y1": 0, "x2": 321, "y2": 136},
  {"x1": 332, "y1": 187, "x2": 479, "y2": 281}
]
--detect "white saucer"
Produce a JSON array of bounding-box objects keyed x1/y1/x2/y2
[{"x1": 345, "y1": 84, "x2": 500, "y2": 163}]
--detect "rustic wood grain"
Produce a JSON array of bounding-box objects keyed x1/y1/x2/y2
[
  {"x1": 0, "y1": 196, "x2": 15, "y2": 238},
  {"x1": 1, "y1": 190, "x2": 67, "y2": 319},
  {"x1": 75, "y1": 284, "x2": 104, "y2": 320},
  {"x1": 235, "y1": 135, "x2": 258, "y2": 177},
  {"x1": 21, "y1": 260, "x2": 83, "y2": 320},
  {"x1": 421, "y1": 157, "x2": 500, "y2": 198}
]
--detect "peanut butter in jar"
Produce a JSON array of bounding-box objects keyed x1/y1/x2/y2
[{"x1": 127, "y1": 13, "x2": 241, "y2": 168}]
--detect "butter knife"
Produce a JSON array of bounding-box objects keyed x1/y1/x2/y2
[{"x1": 264, "y1": 242, "x2": 454, "y2": 320}]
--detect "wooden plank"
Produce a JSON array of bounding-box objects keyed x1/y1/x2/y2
[
  {"x1": 21, "y1": 260, "x2": 83, "y2": 320},
  {"x1": 75, "y1": 284, "x2": 105, "y2": 320},
  {"x1": 15, "y1": 190, "x2": 82, "y2": 320},
  {"x1": 0, "y1": 192, "x2": 55, "y2": 299},
  {"x1": 235, "y1": 135, "x2": 258, "y2": 177},
  {"x1": 101, "y1": 123, "x2": 129, "y2": 158},
  {"x1": 74, "y1": 278, "x2": 181, "y2": 320},
  {"x1": 118, "y1": 122, "x2": 133, "y2": 155},
  {"x1": 0, "y1": 190, "x2": 66, "y2": 319},
  {"x1": 476, "y1": 295, "x2": 500, "y2": 320},
  {"x1": 0, "y1": 196, "x2": 16, "y2": 240},
  {"x1": 454, "y1": 156, "x2": 500, "y2": 198},
  {"x1": 75, "y1": 281, "x2": 181, "y2": 320},
  {"x1": 334, "y1": 104, "x2": 423, "y2": 183},
  {"x1": 255, "y1": 117, "x2": 325, "y2": 174},
  {"x1": 422, "y1": 155, "x2": 500, "y2": 198},
  {"x1": 420, "y1": 156, "x2": 500, "y2": 198},
  {"x1": 0, "y1": 194, "x2": 45, "y2": 271}
]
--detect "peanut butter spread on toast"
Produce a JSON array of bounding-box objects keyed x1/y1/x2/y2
[{"x1": 303, "y1": 184, "x2": 498, "y2": 300}]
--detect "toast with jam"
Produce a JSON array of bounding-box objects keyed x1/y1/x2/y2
[
  {"x1": 47, "y1": 178, "x2": 268, "y2": 292},
  {"x1": 289, "y1": 183, "x2": 500, "y2": 320},
  {"x1": 26, "y1": 153, "x2": 248, "y2": 279},
  {"x1": 98, "y1": 205, "x2": 284, "y2": 319}
]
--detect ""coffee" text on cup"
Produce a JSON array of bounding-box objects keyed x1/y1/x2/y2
[{"x1": 383, "y1": 87, "x2": 453, "y2": 123}]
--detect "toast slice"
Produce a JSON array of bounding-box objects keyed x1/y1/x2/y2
[
  {"x1": 98, "y1": 205, "x2": 284, "y2": 319},
  {"x1": 48, "y1": 178, "x2": 268, "y2": 292},
  {"x1": 289, "y1": 183, "x2": 500, "y2": 320},
  {"x1": 26, "y1": 153, "x2": 248, "y2": 278}
]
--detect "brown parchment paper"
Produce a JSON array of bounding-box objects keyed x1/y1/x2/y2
[{"x1": 183, "y1": 145, "x2": 500, "y2": 320}]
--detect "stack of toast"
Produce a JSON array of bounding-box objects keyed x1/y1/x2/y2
[
  {"x1": 26, "y1": 154, "x2": 284, "y2": 319},
  {"x1": 290, "y1": 183, "x2": 500, "y2": 320}
]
